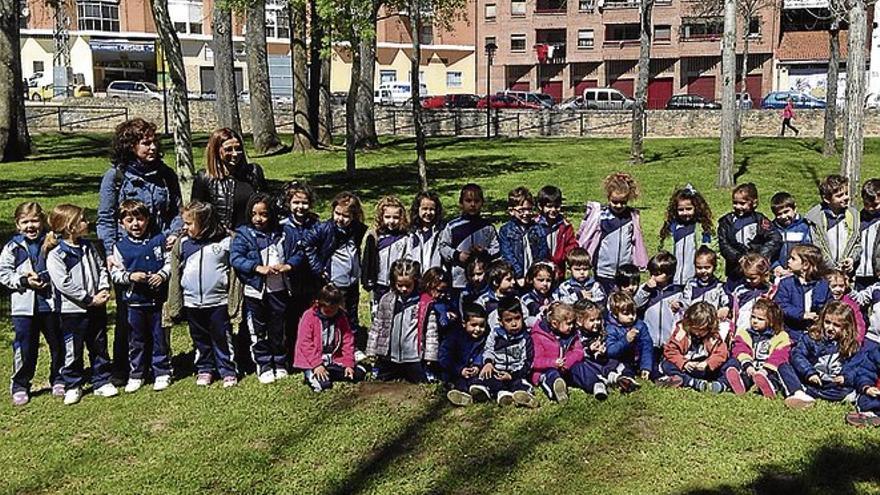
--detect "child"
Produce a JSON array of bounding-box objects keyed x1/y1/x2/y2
[
  {"x1": 773, "y1": 244, "x2": 831, "y2": 343},
  {"x1": 420, "y1": 267, "x2": 457, "y2": 337},
  {"x1": 574, "y1": 299, "x2": 639, "y2": 392},
  {"x1": 303, "y1": 192, "x2": 367, "y2": 350},
  {"x1": 499, "y1": 186, "x2": 548, "y2": 284},
  {"x1": 458, "y1": 252, "x2": 491, "y2": 312},
  {"x1": 363, "y1": 195, "x2": 410, "y2": 315},
  {"x1": 658, "y1": 302, "x2": 728, "y2": 393},
  {"x1": 109, "y1": 200, "x2": 172, "y2": 393},
  {"x1": 553, "y1": 247, "x2": 605, "y2": 305},
  {"x1": 791, "y1": 301, "x2": 860, "y2": 402},
  {"x1": 847, "y1": 346, "x2": 880, "y2": 426},
  {"x1": 857, "y1": 179, "x2": 880, "y2": 289},
  {"x1": 827, "y1": 270, "x2": 866, "y2": 344},
  {"x1": 605, "y1": 291, "x2": 654, "y2": 380},
  {"x1": 281, "y1": 180, "x2": 322, "y2": 343},
  {"x1": 532, "y1": 302, "x2": 607, "y2": 402},
  {"x1": 439, "y1": 183, "x2": 500, "y2": 296},
  {"x1": 472, "y1": 296, "x2": 538, "y2": 408},
  {"x1": 634, "y1": 251, "x2": 683, "y2": 349},
  {"x1": 535, "y1": 185, "x2": 578, "y2": 281},
  {"x1": 406, "y1": 191, "x2": 444, "y2": 273},
  {"x1": 717, "y1": 183, "x2": 782, "y2": 285},
  {"x1": 659, "y1": 184, "x2": 714, "y2": 286},
  {"x1": 44, "y1": 204, "x2": 116, "y2": 405},
  {"x1": 440, "y1": 303, "x2": 489, "y2": 406},
  {"x1": 231, "y1": 194, "x2": 294, "y2": 384},
  {"x1": 730, "y1": 253, "x2": 775, "y2": 335},
  {"x1": 770, "y1": 192, "x2": 813, "y2": 278},
  {"x1": 294, "y1": 284, "x2": 365, "y2": 392},
  {"x1": 577, "y1": 172, "x2": 648, "y2": 293},
  {"x1": 720, "y1": 298, "x2": 815, "y2": 408},
  {"x1": 680, "y1": 247, "x2": 732, "y2": 337},
  {"x1": 613, "y1": 263, "x2": 641, "y2": 296},
  {"x1": 169, "y1": 201, "x2": 238, "y2": 388},
  {"x1": 0, "y1": 202, "x2": 62, "y2": 405},
  {"x1": 366, "y1": 259, "x2": 438, "y2": 382},
  {"x1": 522, "y1": 262, "x2": 555, "y2": 328},
  {"x1": 474, "y1": 260, "x2": 520, "y2": 328},
  {"x1": 804, "y1": 174, "x2": 861, "y2": 274}
]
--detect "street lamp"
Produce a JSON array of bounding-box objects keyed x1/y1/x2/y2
[{"x1": 485, "y1": 41, "x2": 497, "y2": 139}]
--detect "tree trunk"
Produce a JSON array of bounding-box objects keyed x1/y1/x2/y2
[
  {"x1": 630, "y1": 0, "x2": 653, "y2": 164},
  {"x1": 718, "y1": 0, "x2": 737, "y2": 188},
  {"x1": 308, "y1": 0, "x2": 330, "y2": 146},
  {"x1": 290, "y1": 2, "x2": 312, "y2": 150},
  {"x1": 320, "y1": 51, "x2": 332, "y2": 144},
  {"x1": 0, "y1": 0, "x2": 30, "y2": 161},
  {"x1": 410, "y1": 0, "x2": 428, "y2": 190},
  {"x1": 346, "y1": 36, "x2": 361, "y2": 176},
  {"x1": 150, "y1": 0, "x2": 194, "y2": 197},
  {"x1": 246, "y1": 0, "x2": 285, "y2": 156},
  {"x1": 354, "y1": 6, "x2": 379, "y2": 150},
  {"x1": 212, "y1": 6, "x2": 241, "y2": 134},
  {"x1": 842, "y1": 0, "x2": 867, "y2": 197},
  {"x1": 736, "y1": 16, "x2": 750, "y2": 141},
  {"x1": 824, "y1": 23, "x2": 840, "y2": 157}
]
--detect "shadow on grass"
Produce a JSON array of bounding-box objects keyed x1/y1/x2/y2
[{"x1": 679, "y1": 438, "x2": 880, "y2": 495}]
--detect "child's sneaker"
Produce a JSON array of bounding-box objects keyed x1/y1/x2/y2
[
  {"x1": 258, "y1": 371, "x2": 276, "y2": 385},
  {"x1": 63, "y1": 387, "x2": 82, "y2": 405},
  {"x1": 552, "y1": 378, "x2": 569, "y2": 404},
  {"x1": 513, "y1": 390, "x2": 539, "y2": 409},
  {"x1": 124, "y1": 378, "x2": 144, "y2": 393},
  {"x1": 52, "y1": 383, "x2": 66, "y2": 397},
  {"x1": 616, "y1": 375, "x2": 640, "y2": 394},
  {"x1": 153, "y1": 375, "x2": 172, "y2": 391},
  {"x1": 725, "y1": 367, "x2": 747, "y2": 395},
  {"x1": 707, "y1": 381, "x2": 725, "y2": 394},
  {"x1": 845, "y1": 411, "x2": 880, "y2": 428},
  {"x1": 784, "y1": 390, "x2": 815, "y2": 410},
  {"x1": 497, "y1": 390, "x2": 515, "y2": 406},
  {"x1": 94, "y1": 383, "x2": 119, "y2": 398},
  {"x1": 447, "y1": 389, "x2": 472, "y2": 407},
  {"x1": 12, "y1": 391, "x2": 29, "y2": 406},
  {"x1": 752, "y1": 372, "x2": 776, "y2": 399},
  {"x1": 656, "y1": 376, "x2": 684, "y2": 388},
  {"x1": 274, "y1": 369, "x2": 289, "y2": 380},
  {"x1": 354, "y1": 350, "x2": 368, "y2": 364},
  {"x1": 593, "y1": 382, "x2": 608, "y2": 401},
  {"x1": 196, "y1": 373, "x2": 213, "y2": 386},
  {"x1": 222, "y1": 376, "x2": 238, "y2": 388},
  {"x1": 468, "y1": 384, "x2": 491, "y2": 403}
]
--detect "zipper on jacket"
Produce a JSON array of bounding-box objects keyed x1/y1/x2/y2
[{"x1": 198, "y1": 247, "x2": 204, "y2": 305}]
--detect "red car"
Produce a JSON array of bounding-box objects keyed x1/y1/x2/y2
[
  {"x1": 421, "y1": 95, "x2": 448, "y2": 109},
  {"x1": 422, "y1": 94, "x2": 481, "y2": 109},
  {"x1": 476, "y1": 94, "x2": 541, "y2": 109}
]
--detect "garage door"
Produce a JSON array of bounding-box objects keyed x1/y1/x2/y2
[
  {"x1": 610, "y1": 79, "x2": 634, "y2": 98},
  {"x1": 510, "y1": 81, "x2": 530, "y2": 91},
  {"x1": 573, "y1": 79, "x2": 598, "y2": 97},
  {"x1": 746, "y1": 74, "x2": 762, "y2": 107},
  {"x1": 647, "y1": 78, "x2": 673, "y2": 109},
  {"x1": 687, "y1": 76, "x2": 716, "y2": 101},
  {"x1": 540, "y1": 81, "x2": 563, "y2": 102}
]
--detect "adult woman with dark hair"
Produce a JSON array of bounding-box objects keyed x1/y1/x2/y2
[
  {"x1": 192, "y1": 128, "x2": 268, "y2": 230},
  {"x1": 97, "y1": 118, "x2": 183, "y2": 382}
]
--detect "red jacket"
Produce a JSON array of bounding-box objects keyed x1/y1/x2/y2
[
  {"x1": 663, "y1": 323, "x2": 729, "y2": 372},
  {"x1": 293, "y1": 306, "x2": 355, "y2": 370},
  {"x1": 530, "y1": 319, "x2": 585, "y2": 384},
  {"x1": 539, "y1": 216, "x2": 578, "y2": 280}
]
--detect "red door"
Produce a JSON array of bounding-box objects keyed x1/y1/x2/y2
[
  {"x1": 510, "y1": 81, "x2": 530, "y2": 91},
  {"x1": 574, "y1": 79, "x2": 598, "y2": 97},
  {"x1": 647, "y1": 78, "x2": 673, "y2": 109},
  {"x1": 687, "y1": 76, "x2": 716, "y2": 101},
  {"x1": 541, "y1": 81, "x2": 563, "y2": 102},
  {"x1": 610, "y1": 79, "x2": 634, "y2": 98},
  {"x1": 746, "y1": 74, "x2": 763, "y2": 107}
]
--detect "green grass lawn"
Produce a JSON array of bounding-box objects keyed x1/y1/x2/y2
[{"x1": 3, "y1": 134, "x2": 880, "y2": 494}]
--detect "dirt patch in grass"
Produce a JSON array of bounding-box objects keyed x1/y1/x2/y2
[{"x1": 351, "y1": 382, "x2": 425, "y2": 408}]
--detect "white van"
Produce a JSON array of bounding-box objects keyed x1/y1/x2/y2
[
  {"x1": 106, "y1": 80, "x2": 165, "y2": 101},
  {"x1": 374, "y1": 82, "x2": 429, "y2": 106},
  {"x1": 582, "y1": 87, "x2": 634, "y2": 110}
]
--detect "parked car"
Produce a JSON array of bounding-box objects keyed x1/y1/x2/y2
[
  {"x1": 106, "y1": 80, "x2": 165, "y2": 101},
  {"x1": 374, "y1": 82, "x2": 429, "y2": 106},
  {"x1": 582, "y1": 88, "x2": 634, "y2": 110},
  {"x1": 502, "y1": 90, "x2": 554, "y2": 109},
  {"x1": 665, "y1": 94, "x2": 721, "y2": 110},
  {"x1": 736, "y1": 92, "x2": 754, "y2": 109},
  {"x1": 866, "y1": 93, "x2": 880, "y2": 110},
  {"x1": 421, "y1": 94, "x2": 481, "y2": 109},
  {"x1": 555, "y1": 95, "x2": 585, "y2": 111},
  {"x1": 28, "y1": 83, "x2": 92, "y2": 101},
  {"x1": 476, "y1": 94, "x2": 541, "y2": 109},
  {"x1": 760, "y1": 91, "x2": 826, "y2": 110}
]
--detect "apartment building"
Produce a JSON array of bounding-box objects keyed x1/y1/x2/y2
[
  {"x1": 18, "y1": 0, "x2": 476, "y2": 97},
  {"x1": 476, "y1": 0, "x2": 777, "y2": 106}
]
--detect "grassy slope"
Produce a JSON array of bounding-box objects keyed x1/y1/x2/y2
[{"x1": 2, "y1": 134, "x2": 880, "y2": 494}]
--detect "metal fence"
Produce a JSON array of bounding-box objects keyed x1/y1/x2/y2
[{"x1": 26, "y1": 105, "x2": 130, "y2": 131}]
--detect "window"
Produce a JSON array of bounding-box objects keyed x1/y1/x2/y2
[
  {"x1": 265, "y1": 0, "x2": 290, "y2": 38},
  {"x1": 33, "y1": 61, "x2": 44, "y2": 74},
  {"x1": 169, "y1": 0, "x2": 202, "y2": 35},
  {"x1": 654, "y1": 25, "x2": 671, "y2": 42},
  {"x1": 510, "y1": 33, "x2": 526, "y2": 52},
  {"x1": 447, "y1": 71, "x2": 463, "y2": 87},
  {"x1": 419, "y1": 24, "x2": 434, "y2": 44},
  {"x1": 681, "y1": 18, "x2": 724, "y2": 40},
  {"x1": 409, "y1": 70, "x2": 425, "y2": 82},
  {"x1": 577, "y1": 29, "x2": 594, "y2": 48},
  {"x1": 76, "y1": 0, "x2": 120, "y2": 32},
  {"x1": 579, "y1": 0, "x2": 593, "y2": 11},
  {"x1": 485, "y1": 3, "x2": 496, "y2": 20},
  {"x1": 748, "y1": 17, "x2": 761, "y2": 38},
  {"x1": 605, "y1": 24, "x2": 640, "y2": 42},
  {"x1": 380, "y1": 70, "x2": 397, "y2": 83},
  {"x1": 511, "y1": 0, "x2": 526, "y2": 15}
]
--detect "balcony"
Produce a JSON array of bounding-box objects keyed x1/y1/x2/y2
[
  {"x1": 536, "y1": 43, "x2": 567, "y2": 64},
  {"x1": 536, "y1": 0, "x2": 567, "y2": 14},
  {"x1": 679, "y1": 22, "x2": 724, "y2": 42}
]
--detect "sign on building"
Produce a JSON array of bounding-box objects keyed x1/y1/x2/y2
[{"x1": 783, "y1": 0, "x2": 830, "y2": 9}]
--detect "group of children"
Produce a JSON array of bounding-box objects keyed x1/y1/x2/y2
[{"x1": 5, "y1": 171, "x2": 880, "y2": 426}]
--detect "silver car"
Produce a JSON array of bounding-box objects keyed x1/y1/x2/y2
[
  {"x1": 583, "y1": 88, "x2": 634, "y2": 110},
  {"x1": 106, "y1": 80, "x2": 165, "y2": 101}
]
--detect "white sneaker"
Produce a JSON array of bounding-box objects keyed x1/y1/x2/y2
[
  {"x1": 274, "y1": 369, "x2": 289, "y2": 380},
  {"x1": 94, "y1": 383, "x2": 119, "y2": 398},
  {"x1": 153, "y1": 375, "x2": 172, "y2": 391},
  {"x1": 784, "y1": 390, "x2": 816, "y2": 410},
  {"x1": 124, "y1": 379, "x2": 144, "y2": 393},
  {"x1": 354, "y1": 350, "x2": 368, "y2": 363},
  {"x1": 258, "y1": 370, "x2": 276, "y2": 384},
  {"x1": 64, "y1": 387, "x2": 82, "y2": 405}
]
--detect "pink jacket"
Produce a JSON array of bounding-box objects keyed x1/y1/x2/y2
[
  {"x1": 841, "y1": 294, "x2": 867, "y2": 344},
  {"x1": 782, "y1": 103, "x2": 795, "y2": 119},
  {"x1": 530, "y1": 319, "x2": 585, "y2": 384},
  {"x1": 576, "y1": 201, "x2": 648, "y2": 270},
  {"x1": 293, "y1": 306, "x2": 355, "y2": 370}
]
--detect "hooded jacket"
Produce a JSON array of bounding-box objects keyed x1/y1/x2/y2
[
  {"x1": 0, "y1": 233, "x2": 54, "y2": 316},
  {"x1": 46, "y1": 238, "x2": 110, "y2": 314},
  {"x1": 281, "y1": 214, "x2": 321, "y2": 296},
  {"x1": 482, "y1": 325, "x2": 534, "y2": 374},
  {"x1": 530, "y1": 319, "x2": 585, "y2": 384},
  {"x1": 366, "y1": 291, "x2": 439, "y2": 362},
  {"x1": 662, "y1": 324, "x2": 729, "y2": 372},
  {"x1": 293, "y1": 306, "x2": 355, "y2": 370},
  {"x1": 773, "y1": 275, "x2": 831, "y2": 337},
  {"x1": 634, "y1": 281, "x2": 684, "y2": 347},
  {"x1": 438, "y1": 322, "x2": 487, "y2": 382},
  {"x1": 605, "y1": 314, "x2": 654, "y2": 373},
  {"x1": 230, "y1": 225, "x2": 298, "y2": 299},
  {"x1": 303, "y1": 219, "x2": 367, "y2": 288},
  {"x1": 576, "y1": 201, "x2": 648, "y2": 278}
]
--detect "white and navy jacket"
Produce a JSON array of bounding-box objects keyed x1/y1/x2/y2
[
  {"x1": 594, "y1": 208, "x2": 636, "y2": 279},
  {"x1": 439, "y1": 214, "x2": 500, "y2": 289},
  {"x1": 521, "y1": 289, "x2": 551, "y2": 328},
  {"x1": 0, "y1": 233, "x2": 54, "y2": 316},
  {"x1": 666, "y1": 221, "x2": 712, "y2": 286},
  {"x1": 483, "y1": 326, "x2": 534, "y2": 375},
  {"x1": 178, "y1": 235, "x2": 232, "y2": 308},
  {"x1": 362, "y1": 229, "x2": 409, "y2": 291},
  {"x1": 553, "y1": 277, "x2": 606, "y2": 305},
  {"x1": 406, "y1": 225, "x2": 443, "y2": 273},
  {"x1": 858, "y1": 209, "x2": 880, "y2": 279},
  {"x1": 230, "y1": 225, "x2": 290, "y2": 300},
  {"x1": 634, "y1": 282, "x2": 684, "y2": 347},
  {"x1": 110, "y1": 233, "x2": 170, "y2": 307},
  {"x1": 731, "y1": 283, "x2": 774, "y2": 333},
  {"x1": 681, "y1": 277, "x2": 731, "y2": 312},
  {"x1": 46, "y1": 239, "x2": 110, "y2": 314}
]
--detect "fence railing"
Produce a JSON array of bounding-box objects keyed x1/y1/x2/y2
[{"x1": 26, "y1": 105, "x2": 129, "y2": 131}]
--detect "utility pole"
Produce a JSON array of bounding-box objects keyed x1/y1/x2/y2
[{"x1": 50, "y1": 0, "x2": 71, "y2": 99}]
